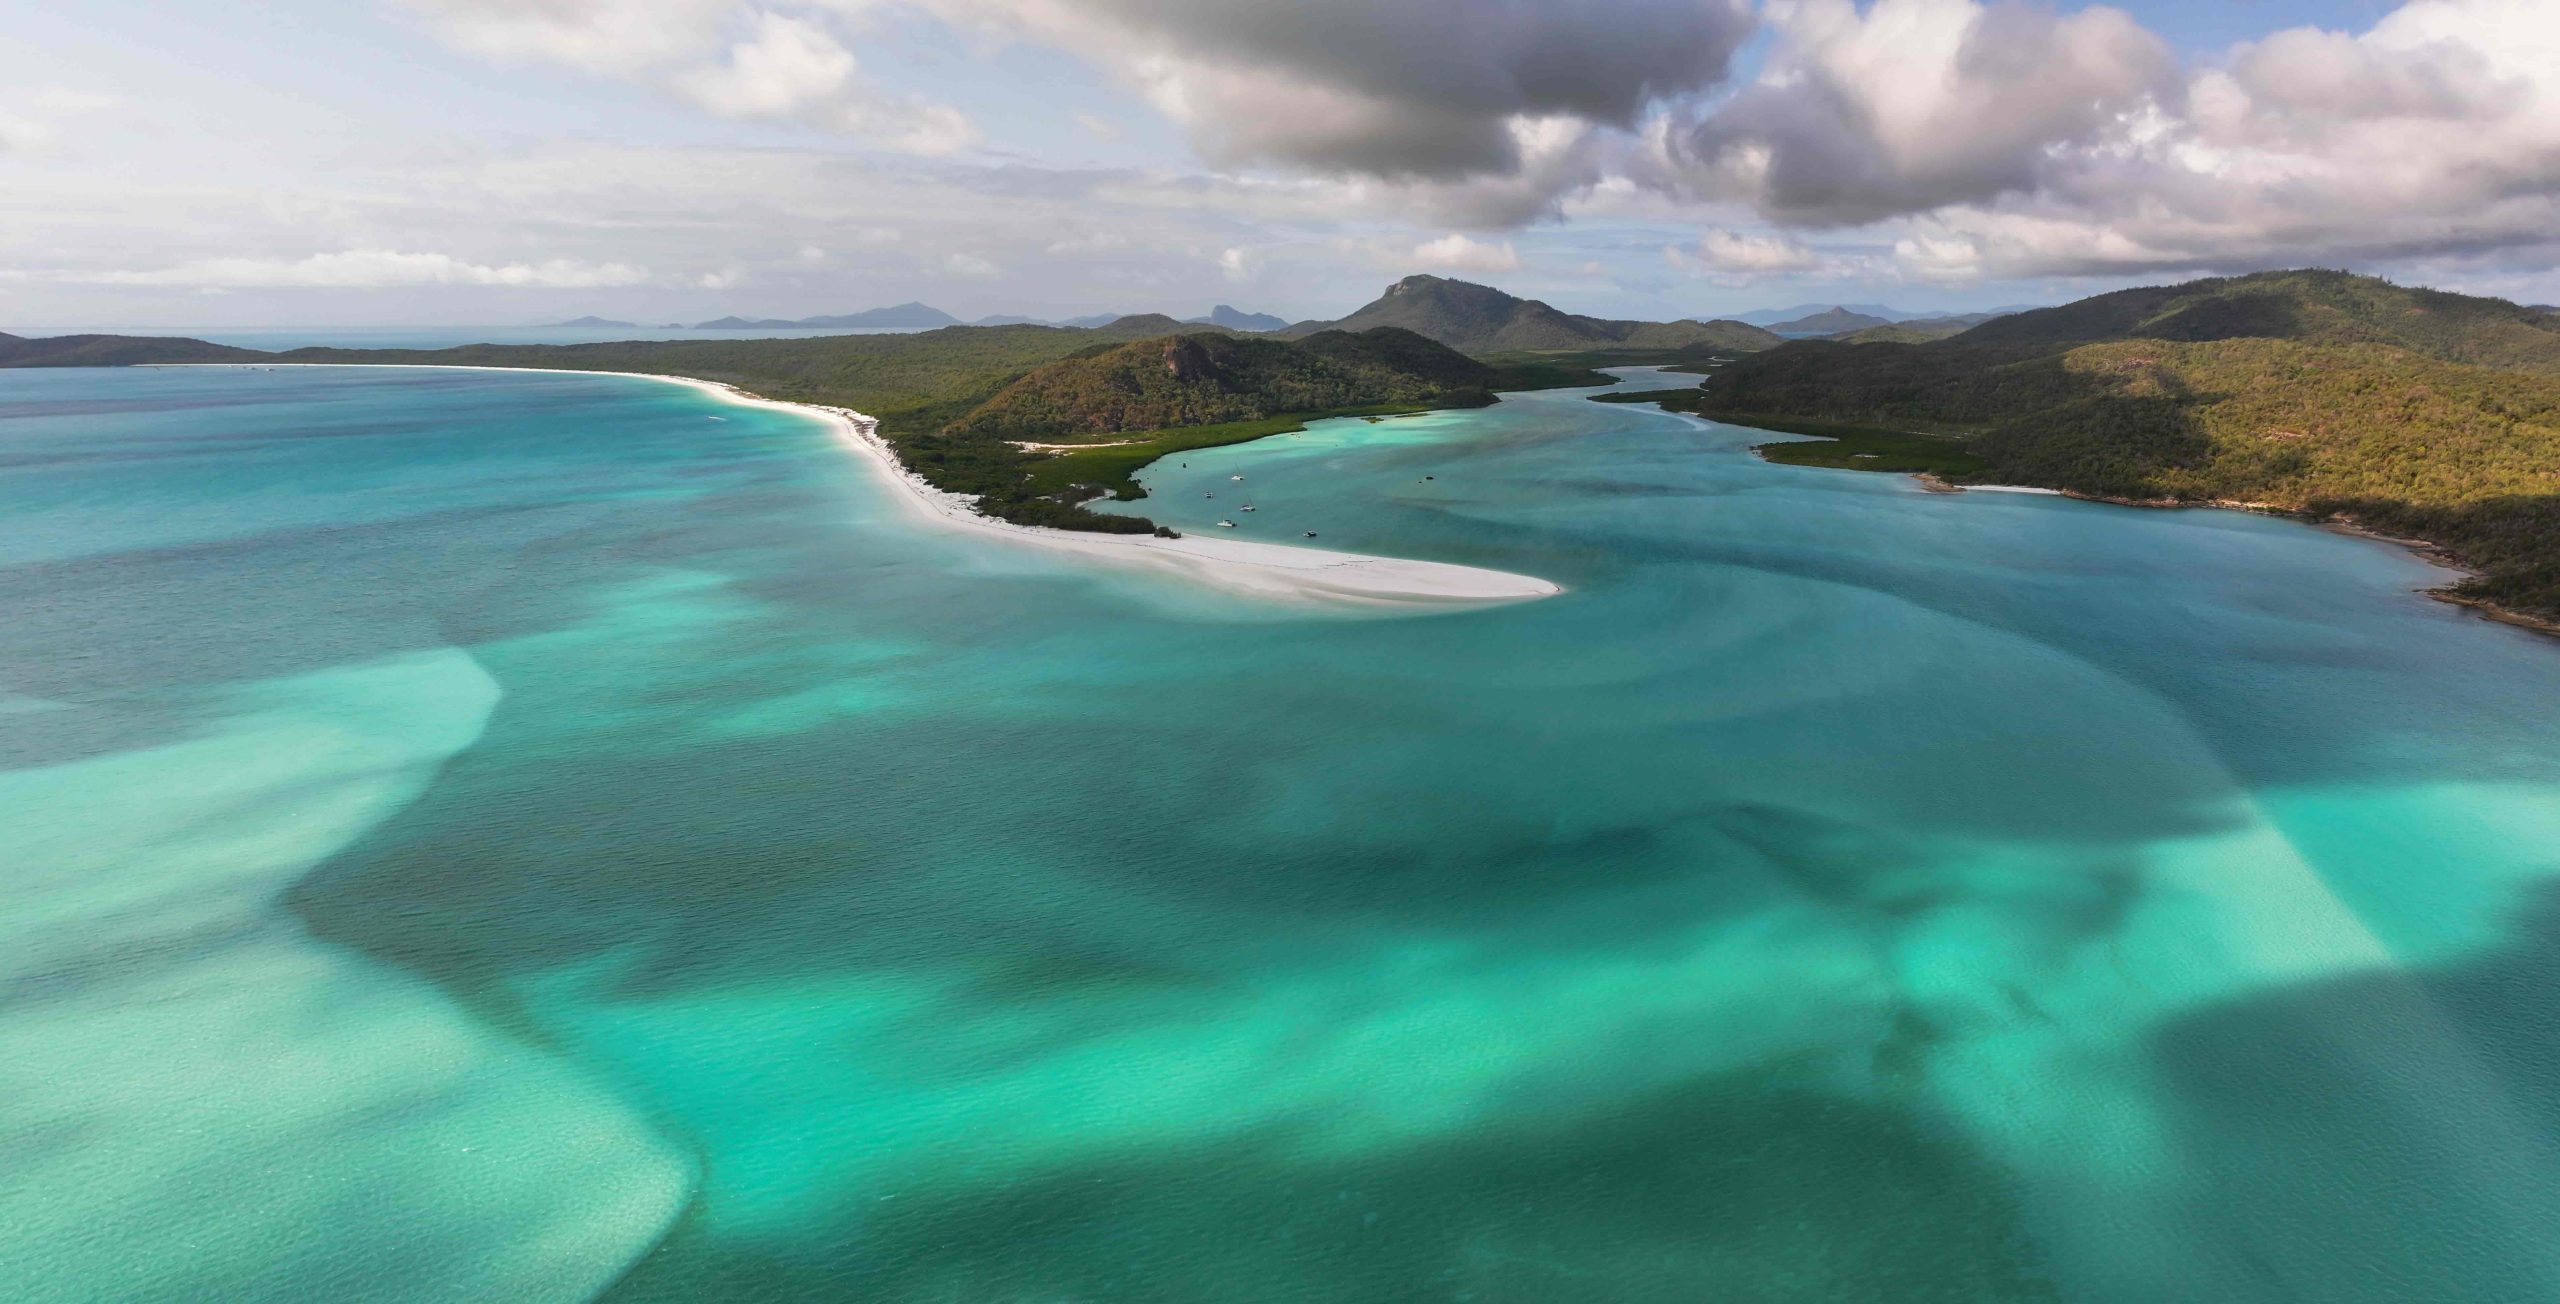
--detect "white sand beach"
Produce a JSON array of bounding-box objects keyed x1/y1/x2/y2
[{"x1": 222, "y1": 365, "x2": 1563, "y2": 607}]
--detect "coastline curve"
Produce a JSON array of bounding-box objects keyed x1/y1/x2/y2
[{"x1": 211, "y1": 365, "x2": 1565, "y2": 609}]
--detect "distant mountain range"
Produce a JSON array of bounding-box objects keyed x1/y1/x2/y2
[
  {"x1": 1185, "y1": 305, "x2": 1289, "y2": 332},
  {"x1": 694, "y1": 302, "x2": 964, "y2": 330},
  {"x1": 1286, "y1": 275, "x2": 1781, "y2": 353},
  {"x1": 1731, "y1": 302, "x2": 1911, "y2": 327},
  {"x1": 559, "y1": 303, "x2": 1295, "y2": 333},
  {"x1": 541, "y1": 299, "x2": 2063, "y2": 340},
  {"x1": 1828, "y1": 312, "x2": 2017, "y2": 344},
  {"x1": 1731, "y1": 302, "x2": 2046, "y2": 328},
  {"x1": 1763, "y1": 307, "x2": 1895, "y2": 335}
]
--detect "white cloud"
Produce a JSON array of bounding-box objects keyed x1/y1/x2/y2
[
  {"x1": 1651, "y1": 0, "x2": 2175, "y2": 226},
  {"x1": 0, "y1": 87, "x2": 116, "y2": 155},
  {"x1": 409, "y1": 1, "x2": 976, "y2": 154},
  {"x1": 1693, "y1": 230, "x2": 1827, "y2": 275},
  {"x1": 0, "y1": 112, "x2": 48, "y2": 154},
  {"x1": 1216, "y1": 246, "x2": 1258, "y2": 281},
  {"x1": 1045, "y1": 231, "x2": 1128, "y2": 256},
  {"x1": 1641, "y1": 0, "x2": 2560, "y2": 281},
  {"x1": 672, "y1": 13, "x2": 855, "y2": 119},
  {"x1": 915, "y1": 0, "x2": 1758, "y2": 181},
  {"x1": 944, "y1": 252, "x2": 1000, "y2": 277},
  {"x1": 401, "y1": 0, "x2": 734, "y2": 75},
  {"x1": 68, "y1": 250, "x2": 654, "y2": 289},
  {"x1": 1411, "y1": 233, "x2": 1521, "y2": 274}
]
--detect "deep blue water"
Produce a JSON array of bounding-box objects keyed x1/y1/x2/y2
[{"x1": 5, "y1": 364, "x2": 2560, "y2": 1301}]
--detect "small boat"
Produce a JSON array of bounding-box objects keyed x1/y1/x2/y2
[
  {"x1": 1239, "y1": 504, "x2": 1256, "y2": 512},
  {"x1": 1217, "y1": 519, "x2": 1236, "y2": 528},
  {"x1": 1423, "y1": 475, "x2": 1435, "y2": 481},
  {"x1": 1204, "y1": 492, "x2": 1214, "y2": 499},
  {"x1": 1304, "y1": 531, "x2": 1318, "y2": 538},
  {"x1": 1230, "y1": 475, "x2": 1243, "y2": 481}
]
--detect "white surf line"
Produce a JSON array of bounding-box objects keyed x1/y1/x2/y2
[{"x1": 199, "y1": 364, "x2": 1564, "y2": 607}]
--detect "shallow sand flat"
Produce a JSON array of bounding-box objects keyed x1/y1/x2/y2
[
  {"x1": 204, "y1": 365, "x2": 1564, "y2": 608},
  {"x1": 715, "y1": 379, "x2": 1563, "y2": 606}
]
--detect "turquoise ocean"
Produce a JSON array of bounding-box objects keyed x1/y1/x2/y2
[{"x1": 6, "y1": 364, "x2": 2560, "y2": 1301}]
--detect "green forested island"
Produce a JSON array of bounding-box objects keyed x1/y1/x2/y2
[{"x1": 1632, "y1": 270, "x2": 2560, "y2": 625}]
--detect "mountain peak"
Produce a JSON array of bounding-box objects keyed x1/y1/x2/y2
[
  {"x1": 1293, "y1": 275, "x2": 1781, "y2": 354},
  {"x1": 1387, "y1": 273, "x2": 1488, "y2": 296},
  {"x1": 1187, "y1": 304, "x2": 1289, "y2": 331}
]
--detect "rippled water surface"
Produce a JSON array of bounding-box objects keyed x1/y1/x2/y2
[{"x1": 7, "y1": 364, "x2": 2560, "y2": 1301}]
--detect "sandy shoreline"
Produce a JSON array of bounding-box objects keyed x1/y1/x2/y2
[
  {"x1": 191, "y1": 364, "x2": 1562, "y2": 608},
  {"x1": 1945, "y1": 475, "x2": 2557, "y2": 639}
]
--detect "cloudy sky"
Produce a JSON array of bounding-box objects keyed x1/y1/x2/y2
[{"x1": 8, "y1": 0, "x2": 2556, "y2": 328}]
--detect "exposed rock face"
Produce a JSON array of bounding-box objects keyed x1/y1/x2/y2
[{"x1": 1164, "y1": 336, "x2": 1219, "y2": 382}]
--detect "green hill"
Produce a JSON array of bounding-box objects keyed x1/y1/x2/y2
[
  {"x1": 1289, "y1": 275, "x2": 1781, "y2": 354},
  {"x1": 1663, "y1": 270, "x2": 2560, "y2": 626},
  {"x1": 1957, "y1": 269, "x2": 2560, "y2": 374},
  {"x1": 1833, "y1": 313, "x2": 2011, "y2": 344},
  {"x1": 1832, "y1": 320, "x2": 1974, "y2": 345},
  {"x1": 1767, "y1": 307, "x2": 1893, "y2": 335},
  {"x1": 0, "y1": 331, "x2": 262, "y2": 367},
  {"x1": 947, "y1": 327, "x2": 1532, "y2": 440},
  {"x1": 938, "y1": 327, "x2": 1606, "y2": 509},
  {"x1": 1090, "y1": 313, "x2": 1235, "y2": 339}
]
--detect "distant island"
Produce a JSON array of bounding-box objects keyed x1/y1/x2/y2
[
  {"x1": 549, "y1": 315, "x2": 637, "y2": 328},
  {"x1": 695, "y1": 302, "x2": 963, "y2": 330},
  {"x1": 1605, "y1": 270, "x2": 2560, "y2": 631}
]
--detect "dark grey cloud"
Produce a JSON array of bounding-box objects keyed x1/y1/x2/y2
[
  {"x1": 1649, "y1": 0, "x2": 2176, "y2": 226},
  {"x1": 965, "y1": 0, "x2": 1757, "y2": 180}
]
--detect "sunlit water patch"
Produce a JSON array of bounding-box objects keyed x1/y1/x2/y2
[{"x1": 5, "y1": 365, "x2": 2560, "y2": 1302}]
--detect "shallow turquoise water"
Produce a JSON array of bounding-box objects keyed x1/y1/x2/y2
[{"x1": 6, "y1": 365, "x2": 2560, "y2": 1301}]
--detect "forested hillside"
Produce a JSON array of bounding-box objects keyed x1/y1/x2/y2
[
  {"x1": 1290, "y1": 275, "x2": 1781, "y2": 354},
  {"x1": 947, "y1": 328, "x2": 1575, "y2": 440},
  {"x1": 1673, "y1": 271, "x2": 2560, "y2": 624},
  {"x1": 0, "y1": 332, "x2": 262, "y2": 367}
]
